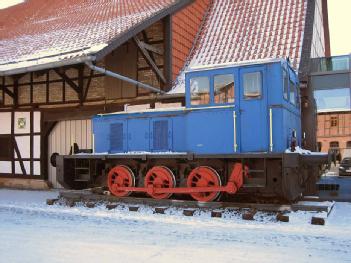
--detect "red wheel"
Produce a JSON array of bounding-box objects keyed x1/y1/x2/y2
[
  {"x1": 108, "y1": 165, "x2": 135, "y2": 197},
  {"x1": 187, "y1": 166, "x2": 222, "y2": 202},
  {"x1": 144, "y1": 166, "x2": 176, "y2": 199}
]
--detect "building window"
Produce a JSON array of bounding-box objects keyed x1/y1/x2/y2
[
  {"x1": 330, "y1": 116, "x2": 338, "y2": 127},
  {"x1": 214, "y1": 74, "x2": 235, "y2": 104},
  {"x1": 283, "y1": 69, "x2": 289, "y2": 100},
  {"x1": 329, "y1": 141, "x2": 339, "y2": 148},
  {"x1": 0, "y1": 135, "x2": 12, "y2": 161},
  {"x1": 317, "y1": 142, "x2": 322, "y2": 152},
  {"x1": 347, "y1": 141, "x2": 351, "y2": 148},
  {"x1": 289, "y1": 80, "x2": 296, "y2": 105},
  {"x1": 190, "y1": 76, "x2": 210, "y2": 105},
  {"x1": 243, "y1": 72, "x2": 262, "y2": 99}
]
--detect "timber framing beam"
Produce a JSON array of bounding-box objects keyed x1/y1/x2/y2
[
  {"x1": 139, "y1": 40, "x2": 163, "y2": 55},
  {"x1": 142, "y1": 30, "x2": 161, "y2": 59},
  {"x1": 78, "y1": 65, "x2": 84, "y2": 104},
  {"x1": 13, "y1": 138, "x2": 27, "y2": 176},
  {"x1": 42, "y1": 121, "x2": 58, "y2": 138},
  {"x1": 83, "y1": 69, "x2": 94, "y2": 102},
  {"x1": 163, "y1": 15, "x2": 172, "y2": 90},
  {"x1": 54, "y1": 68, "x2": 83, "y2": 101},
  {"x1": 12, "y1": 74, "x2": 26, "y2": 107},
  {"x1": 2, "y1": 86, "x2": 15, "y2": 98},
  {"x1": 133, "y1": 36, "x2": 166, "y2": 84}
]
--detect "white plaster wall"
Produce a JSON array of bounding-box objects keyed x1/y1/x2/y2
[
  {"x1": 34, "y1": 111, "x2": 41, "y2": 133},
  {"x1": 15, "y1": 161, "x2": 30, "y2": 175},
  {"x1": 0, "y1": 161, "x2": 12, "y2": 174},
  {"x1": 33, "y1": 161, "x2": 40, "y2": 175},
  {"x1": 0, "y1": 112, "x2": 11, "y2": 134},
  {"x1": 33, "y1": 135, "x2": 40, "y2": 159},
  {"x1": 15, "y1": 136, "x2": 30, "y2": 158}
]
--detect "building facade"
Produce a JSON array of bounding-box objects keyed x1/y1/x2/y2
[
  {"x1": 310, "y1": 54, "x2": 351, "y2": 158},
  {"x1": 317, "y1": 112, "x2": 351, "y2": 153}
]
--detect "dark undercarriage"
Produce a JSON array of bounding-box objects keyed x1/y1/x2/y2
[{"x1": 56, "y1": 152, "x2": 328, "y2": 203}]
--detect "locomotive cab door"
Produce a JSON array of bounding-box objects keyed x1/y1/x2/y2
[{"x1": 239, "y1": 66, "x2": 268, "y2": 152}]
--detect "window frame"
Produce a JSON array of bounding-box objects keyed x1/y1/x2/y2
[
  {"x1": 330, "y1": 116, "x2": 338, "y2": 127},
  {"x1": 282, "y1": 68, "x2": 289, "y2": 101},
  {"x1": 289, "y1": 79, "x2": 297, "y2": 106},
  {"x1": 213, "y1": 73, "x2": 235, "y2": 105},
  {"x1": 283, "y1": 65, "x2": 300, "y2": 109},
  {"x1": 242, "y1": 71, "x2": 263, "y2": 100},
  {"x1": 189, "y1": 75, "x2": 211, "y2": 106}
]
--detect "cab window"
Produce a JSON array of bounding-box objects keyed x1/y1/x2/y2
[
  {"x1": 289, "y1": 80, "x2": 296, "y2": 105},
  {"x1": 190, "y1": 76, "x2": 210, "y2": 105},
  {"x1": 214, "y1": 74, "x2": 235, "y2": 104},
  {"x1": 243, "y1": 72, "x2": 262, "y2": 99},
  {"x1": 283, "y1": 69, "x2": 289, "y2": 100},
  {"x1": 295, "y1": 84, "x2": 300, "y2": 107}
]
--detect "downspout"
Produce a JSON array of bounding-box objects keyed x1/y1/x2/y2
[{"x1": 85, "y1": 62, "x2": 165, "y2": 94}]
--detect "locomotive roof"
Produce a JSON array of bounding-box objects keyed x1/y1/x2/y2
[{"x1": 186, "y1": 58, "x2": 287, "y2": 73}]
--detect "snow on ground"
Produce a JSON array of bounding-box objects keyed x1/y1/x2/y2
[{"x1": 0, "y1": 189, "x2": 350, "y2": 263}]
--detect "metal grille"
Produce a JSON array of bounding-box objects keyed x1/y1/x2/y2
[
  {"x1": 110, "y1": 123, "x2": 123, "y2": 152},
  {"x1": 153, "y1": 120, "x2": 168, "y2": 151}
]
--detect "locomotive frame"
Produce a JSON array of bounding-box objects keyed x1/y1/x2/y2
[{"x1": 56, "y1": 151, "x2": 327, "y2": 202}]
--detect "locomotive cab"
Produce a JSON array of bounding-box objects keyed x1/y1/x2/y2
[{"x1": 184, "y1": 58, "x2": 301, "y2": 154}]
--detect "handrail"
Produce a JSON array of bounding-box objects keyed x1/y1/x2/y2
[
  {"x1": 269, "y1": 108, "x2": 273, "y2": 152},
  {"x1": 233, "y1": 111, "x2": 238, "y2": 152}
]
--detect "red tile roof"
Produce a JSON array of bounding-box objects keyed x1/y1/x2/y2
[
  {"x1": 187, "y1": 0, "x2": 307, "y2": 69},
  {"x1": 0, "y1": 0, "x2": 185, "y2": 75}
]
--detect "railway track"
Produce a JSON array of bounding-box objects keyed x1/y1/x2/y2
[{"x1": 48, "y1": 189, "x2": 335, "y2": 226}]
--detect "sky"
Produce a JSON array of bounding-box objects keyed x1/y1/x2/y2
[
  {"x1": 0, "y1": 0, "x2": 350, "y2": 56},
  {"x1": 328, "y1": 0, "x2": 351, "y2": 56},
  {"x1": 0, "y1": 0, "x2": 23, "y2": 9}
]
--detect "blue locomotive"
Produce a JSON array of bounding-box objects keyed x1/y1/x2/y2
[{"x1": 56, "y1": 59, "x2": 329, "y2": 202}]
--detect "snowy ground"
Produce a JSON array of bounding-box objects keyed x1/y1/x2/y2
[{"x1": 0, "y1": 189, "x2": 350, "y2": 263}]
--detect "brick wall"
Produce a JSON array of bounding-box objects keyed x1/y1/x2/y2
[{"x1": 171, "y1": 0, "x2": 210, "y2": 81}]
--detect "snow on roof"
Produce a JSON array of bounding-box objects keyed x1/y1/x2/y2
[
  {"x1": 170, "y1": 0, "x2": 308, "y2": 94},
  {"x1": 0, "y1": 0, "x2": 182, "y2": 75},
  {"x1": 187, "y1": 58, "x2": 285, "y2": 72}
]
